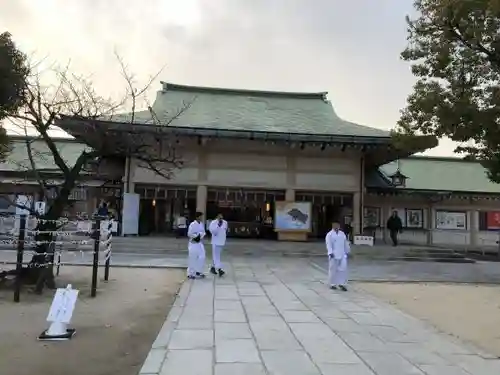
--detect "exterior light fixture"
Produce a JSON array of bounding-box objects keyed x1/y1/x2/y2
[
  {"x1": 388, "y1": 160, "x2": 408, "y2": 187},
  {"x1": 389, "y1": 170, "x2": 408, "y2": 187}
]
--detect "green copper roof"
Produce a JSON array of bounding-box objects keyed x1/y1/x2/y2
[
  {"x1": 379, "y1": 157, "x2": 500, "y2": 194},
  {"x1": 111, "y1": 83, "x2": 390, "y2": 138},
  {"x1": 0, "y1": 138, "x2": 90, "y2": 172}
]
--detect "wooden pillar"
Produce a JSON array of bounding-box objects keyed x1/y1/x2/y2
[
  {"x1": 426, "y1": 204, "x2": 434, "y2": 245},
  {"x1": 469, "y1": 209, "x2": 478, "y2": 247},
  {"x1": 353, "y1": 192, "x2": 361, "y2": 235},
  {"x1": 382, "y1": 204, "x2": 391, "y2": 243},
  {"x1": 353, "y1": 156, "x2": 365, "y2": 236},
  {"x1": 196, "y1": 185, "x2": 207, "y2": 215},
  {"x1": 123, "y1": 157, "x2": 136, "y2": 194}
]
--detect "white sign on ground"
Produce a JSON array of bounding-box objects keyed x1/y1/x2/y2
[
  {"x1": 38, "y1": 284, "x2": 79, "y2": 341},
  {"x1": 353, "y1": 236, "x2": 374, "y2": 246}
]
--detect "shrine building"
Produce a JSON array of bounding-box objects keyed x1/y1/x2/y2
[{"x1": 1, "y1": 83, "x2": 500, "y2": 247}]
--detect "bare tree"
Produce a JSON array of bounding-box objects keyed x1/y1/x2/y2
[{"x1": 1, "y1": 55, "x2": 193, "y2": 293}]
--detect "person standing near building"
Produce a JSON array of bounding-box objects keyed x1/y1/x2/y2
[
  {"x1": 209, "y1": 213, "x2": 228, "y2": 277},
  {"x1": 187, "y1": 212, "x2": 206, "y2": 280},
  {"x1": 325, "y1": 222, "x2": 350, "y2": 291},
  {"x1": 386, "y1": 210, "x2": 403, "y2": 246},
  {"x1": 96, "y1": 201, "x2": 109, "y2": 217}
]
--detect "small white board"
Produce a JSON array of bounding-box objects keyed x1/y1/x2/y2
[
  {"x1": 353, "y1": 236, "x2": 374, "y2": 246},
  {"x1": 38, "y1": 284, "x2": 79, "y2": 341}
]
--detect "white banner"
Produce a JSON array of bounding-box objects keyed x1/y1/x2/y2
[
  {"x1": 122, "y1": 193, "x2": 140, "y2": 235},
  {"x1": 435, "y1": 211, "x2": 467, "y2": 230}
]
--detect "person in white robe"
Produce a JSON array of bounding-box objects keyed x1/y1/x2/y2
[
  {"x1": 187, "y1": 212, "x2": 207, "y2": 279},
  {"x1": 209, "y1": 213, "x2": 228, "y2": 277},
  {"x1": 325, "y1": 222, "x2": 351, "y2": 291}
]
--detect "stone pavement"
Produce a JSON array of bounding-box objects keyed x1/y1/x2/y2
[
  {"x1": 138, "y1": 258, "x2": 500, "y2": 375},
  {"x1": 311, "y1": 258, "x2": 500, "y2": 284}
]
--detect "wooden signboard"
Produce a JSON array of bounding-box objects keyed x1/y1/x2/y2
[{"x1": 274, "y1": 201, "x2": 312, "y2": 242}]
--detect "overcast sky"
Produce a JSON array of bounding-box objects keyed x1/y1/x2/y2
[{"x1": 0, "y1": 0, "x2": 456, "y2": 156}]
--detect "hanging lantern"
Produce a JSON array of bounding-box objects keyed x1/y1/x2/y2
[{"x1": 389, "y1": 169, "x2": 408, "y2": 187}]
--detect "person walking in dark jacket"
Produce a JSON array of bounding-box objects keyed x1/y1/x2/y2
[
  {"x1": 386, "y1": 211, "x2": 403, "y2": 246},
  {"x1": 97, "y1": 202, "x2": 109, "y2": 217}
]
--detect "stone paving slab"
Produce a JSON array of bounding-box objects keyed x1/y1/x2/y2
[{"x1": 138, "y1": 257, "x2": 500, "y2": 375}]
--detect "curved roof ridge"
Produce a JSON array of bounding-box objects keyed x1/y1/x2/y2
[{"x1": 160, "y1": 81, "x2": 328, "y2": 100}]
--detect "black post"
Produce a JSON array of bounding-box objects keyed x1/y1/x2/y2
[
  {"x1": 91, "y1": 218, "x2": 100, "y2": 298},
  {"x1": 56, "y1": 250, "x2": 61, "y2": 276},
  {"x1": 104, "y1": 257, "x2": 110, "y2": 281},
  {"x1": 14, "y1": 215, "x2": 26, "y2": 303}
]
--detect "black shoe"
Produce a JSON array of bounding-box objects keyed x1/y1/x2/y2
[
  {"x1": 210, "y1": 266, "x2": 217, "y2": 275},
  {"x1": 330, "y1": 285, "x2": 338, "y2": 290},
  {"x1": 339, "y1": 285, "x2": 348, "y2": 292},
  {"x1": 196, "y1": 272, "x2": 206, "y2": 279},
  {"x1": 187, "y1": 275, "x2": 196, "y2": 280},
  {"x1": 218, "y1": 269, "x2": 225, "y2": 277}
]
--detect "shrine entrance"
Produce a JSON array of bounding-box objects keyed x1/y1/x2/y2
[
  {"x1": 296, "y1": 191, "x2": 353, "y2": 239},
  {"x1": 135, "y1": 185, "x2": 196, "y2": 236},
  {"x1": 206, "y1": 187, "x2": 285, "y2": 239}
]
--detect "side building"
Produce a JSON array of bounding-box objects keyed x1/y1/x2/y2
[{"x1": 366, "y1": 157, "x2": 500, "y2": 248}]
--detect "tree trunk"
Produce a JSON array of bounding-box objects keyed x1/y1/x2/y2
[
  {"x1": 30, "y1": 219, "x2": 57, "y2": 293},
  {"x1": 29, "y1": 188, "x2": 72, "y2": 293}
]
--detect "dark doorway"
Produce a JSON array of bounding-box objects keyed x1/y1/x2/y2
[
  {"x1": 316, "y1": 204, "x2": 343, "y2": 238},
  {"x1": 139, "y1": 198, "x2": 155, "y2": 235},
  {"x1": 296, "y1": 192, "x2": 353, "y2": 239},
  {"x1": 206, "y1": 187, "x2": 285, "y2": 239},
  {"x1": 138, "y1": 197, "x2": 196, "y2": 235},
  {"x1": 135, "y1": 185, "x2": 196, "y2": 236}
]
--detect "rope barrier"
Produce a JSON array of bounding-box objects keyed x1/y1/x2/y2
[{"x1": 4, "y1": 214, "x2": 116, "y2": 302}]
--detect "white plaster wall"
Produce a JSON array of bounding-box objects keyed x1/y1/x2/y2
[
  {"x1": 295, "y1": 173, "x2": 358, "y2": 191},
  {"x1": 373, "y1": 228, "x2": 428, "y2": 245},
  {"x1": 206, "y1": 169, "x2": 288, "y2": 187},
  {"x1": 400, "y1": 230, "x2": 428, "y2": 244},
  {"x1": 295, "y1": 157, "x2": 358, "y2": 173},
  {"x1": 128, "y1": 139, "x2": 363, "y2": 192},
  {"x1": 432, "y1": 230, "x2": 470, "y2": 245},
  {"x1": 133, "y1": 166, "x2": 199, "y2": 184},
  {"x1": 295, "y1": 156, "x2": 360, "y2": 192},
  {"x1": 207, "y1": 153, "x2": 287, "y2": 170},
  {"x1": 131, "y1": 151, "x2": 199, "y2": 185},
  {"x1": 477, "y1": 231, "x2": 500, "y2": 247}
]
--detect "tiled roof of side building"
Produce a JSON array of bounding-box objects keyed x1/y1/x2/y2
[
  {"x1": 0, "y1": 138, "x2": 90, "y2": 172},
  {"x1": 377, "y1": 156, "x2": 500, "y2": 194},
  {"x1": 108, "y1": 83, "x2": 391, "y2": 138}
]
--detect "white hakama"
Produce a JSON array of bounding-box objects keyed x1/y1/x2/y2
[
  {"x1": 187, "y1": 220, "x2": 206, "y2": 277},
  {"x1": 325, "y1": 229, "x2": 350, "y2": 287}
]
